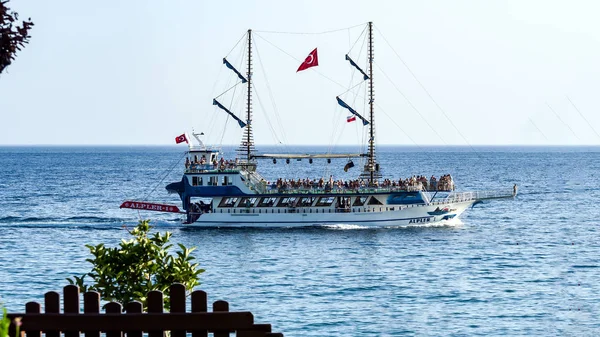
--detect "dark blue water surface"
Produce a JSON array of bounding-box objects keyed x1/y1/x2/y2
[{"x1": 0, "y1": 146, "x2": 599, "y2": 336}]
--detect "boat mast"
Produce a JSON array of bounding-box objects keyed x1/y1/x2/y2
[
  {"x1": 238, "y1": 29, "x2": 255, "y2": 166},
  {"x1": 367, "y1": 21, "x2": 378, "y2": 185}
]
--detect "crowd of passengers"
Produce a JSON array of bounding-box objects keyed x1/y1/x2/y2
[
  {"x1": 185, "y1": 156, "x2": 238, "y2": 170},
  {"x1": 184, "y1": 156, "x2": 455, "y2": 191},
  {"x1": 269, "y1": 174, "x2": 455, "y2": 192}
]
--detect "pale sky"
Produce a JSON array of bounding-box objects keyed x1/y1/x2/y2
[{"x1": 1, "y1": 0, "x2": 600, "y2": 146}]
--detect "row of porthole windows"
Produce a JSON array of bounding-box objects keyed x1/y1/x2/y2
[{"x1": 214, "y1": 207, "x2": 408, "y2": 214}]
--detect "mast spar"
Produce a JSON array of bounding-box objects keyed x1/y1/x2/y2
[
  {"x1": 364, "y1": 21, "x2": 379, "y2": 185},
  {"x1": 237, "y1": 29, "x2": 256, "y2": 170}
]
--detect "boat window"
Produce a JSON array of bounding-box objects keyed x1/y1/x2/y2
[
  {"x1": 222, "y1": 176, "x2": 229, "y2": 186},
  {"x1": 353, "y1": 196, "x2": 367, "y2": 206},
  {"x1": 298, "y1": 197, "x2": 315, "y2": 207},
  {"x1": 277, "y1": 197, "x2": 297, "y2": 207},
  {"x1": 209, "y1": 176, "x2": 218, "y2": 186},
  {"x1": 258, "y1": 197, "x2": 277, "y2": 207},
  {"x1": 315, "y1": 196, "x2": 335, "y2": 206},
  {"x1": 238, "y1": 197, "x2": 257, "y2": 207},
  {"x1": 367, "y1": 196, "x2": 383, "y2": 205},
  {"x1": 218, "y1": 197, "x2": 238, "y2": 207},
  {"x1": 192, "y1": 176, "x2": 203, "y2": 186}
]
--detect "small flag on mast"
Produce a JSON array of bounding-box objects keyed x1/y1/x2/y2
[
  {"x1": 347, "y1": 115, "x2": 357, "y2": 123},
  {"x1": 297, "y1": 48, "x2": 319, "y2": 72},
  {"x1": 175, "y1": 133, "x2": 188, "y2": 144}
]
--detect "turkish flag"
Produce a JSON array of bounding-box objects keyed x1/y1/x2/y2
[
  {"x1": 175, "y1": 133, "x2": 188, "y2": 144},
  {"x1": 297, "y1": 48, "x2": 319, "y2": 72}
]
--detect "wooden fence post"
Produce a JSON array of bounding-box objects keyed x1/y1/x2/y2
[
  {"x1": 83, "y1": 292, "x2": 100, "y2": 337},
  {"x1": 147, "y1": 290, "x2": 164, "y2": 337},
  {"x1": 63, "y1": 285, "x2": 80, "y2": 337},
  {"x1": 213, "y1": 300, "x2": 230, "y2": 337},
  {"x1": 169, "y1": 283, "x2": 186, "y2": 337},
  {"x1": 124, "y1": 301, "x2": 143, "y2": 337},
  {"x1": 191, "y1": 290, "x2": 208, "y2": 337},
  {"x1": 104, "y1": 302, "x2": 122, "y2": 337},
  {"x1": 24, "y1": 302, "x2": 41, "y2": 337},
  {"x1": 44, "y1": 292, "x2": 60, "y2": 337}
]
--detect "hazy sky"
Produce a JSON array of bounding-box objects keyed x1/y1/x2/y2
[{"x1": 1, "y1": 0, "x2": 600, "y2": 146}]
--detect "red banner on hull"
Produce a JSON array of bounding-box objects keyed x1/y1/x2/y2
[{"x1": 120, "y1": 201, "x2": 182, "y2": 213}]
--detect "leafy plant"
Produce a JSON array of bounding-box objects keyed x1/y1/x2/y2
[
  {"x1": 1, "y1": 0, "x2": 34, "y2": 74},
  {"x1": 0, "y1": 306, "x2": 20, "y2": 337},
  {"x1": 67, "y1": 220, "x2": 204, "y2": 310}
]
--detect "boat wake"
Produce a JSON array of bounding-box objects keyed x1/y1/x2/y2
[{"x1": 320, "y1": 218, "x2": 465, "y2": 230}]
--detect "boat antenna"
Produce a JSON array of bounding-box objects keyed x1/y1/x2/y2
[
  {"x1": 237, "y1": 29, "x2": 256, "y2": 164},
  {"x1": 192, "y1": 131, "x2": 206, "y2": 149}
]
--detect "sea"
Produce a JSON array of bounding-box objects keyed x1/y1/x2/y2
[{"x1": 0, "y1": 145, "x2": 598, "y2": 336}]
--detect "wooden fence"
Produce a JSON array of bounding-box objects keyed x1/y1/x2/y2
[{"x1": 7, "y1": 283, "x2": 283, "y2": 337}]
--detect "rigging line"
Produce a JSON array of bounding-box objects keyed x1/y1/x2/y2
[
  {"x1": 376, "y1": 26, "x2": 478, "y2": 152},
  {"x1": 330, "y1": 34, "x2": 369, "y2": 153},
  {"x1": 546, "y1": 102, "x2": 581, "y2": 141},
  {"x1": 330, "y1": 83, "x2": 359, "y2": 150},
  {"x1": 330, "y1": 31, "x2": 368, "y2": 153},
  {"x1": 252, "y1": 82, "x2": 284, "y2": 146},
  {"x1": 528, "y1": 118, "x2": 549, "y2": 141},
  {"x1": 219, "y1": 115, "x2": 231, "y2": 147},
  {"x1": 251, "y1": 85, "x2": 293, "y2": 178},
  {"x1": 254, "y1": 38, "x2": 290, "y2": 146},
  {"x1": 226, "y1": 32, "x2": 248, "y2": 58},
  {"x1": 375, "y1": 102, "x2": 424, "y2": 150},
  {"x1": 338, "y1": 79, "x2": 367, "y2": 97},
  {"x1": 142, "y1": 151, "x2": 188, "y2": 200},
  {"x1": 214, "y1": 81, "x2": 245, "y2": 99},
  {"x1": 374, "y1": 62, "x2": 447, "y2": 145},
  {"x1": 347, "y1": 28, "x2": 351, "y2": 51},
  {"x1": 255, "y1": 23, "x2": 366, "y2": 35},
  {"x1": 348, "y1": 25, "x2": 368, "y2": 55},
  {"x1": 254, "y1": 33, "x2": 347, "y2": 90},
  {"x1": 566, "y1": 96, "x2": 600, "y2": 141}
]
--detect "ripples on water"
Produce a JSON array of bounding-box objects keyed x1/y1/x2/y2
[{"x1": 0, "y1": 146, "x2": 599, "y2": 336}]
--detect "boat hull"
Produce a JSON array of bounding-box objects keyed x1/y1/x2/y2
[{"x1": 184, "y1": 200, "x2": 475, "y2": 228}]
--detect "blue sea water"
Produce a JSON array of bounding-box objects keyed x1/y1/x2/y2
[{"x1": 0, "y1": 145, "x2": 599, "y2": 336}]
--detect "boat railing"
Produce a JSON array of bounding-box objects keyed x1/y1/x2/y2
[
  {"x1": 261, "y1": 185, "x2": 423, "y2": 195},
  {"x1": 185, "y1": 164, "x2": 241, "y2": 174},
  {"x1": 440, "y1": 189, "x2": 516, "y2": 203},
  {"x1": 242, "y1": 172, "x2": 268, "y2": 194}
]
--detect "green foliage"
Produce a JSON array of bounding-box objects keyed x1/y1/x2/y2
[
  {"x1": 67, "y1": 220, "x2": 204, "y2": 310},
  {"x1": 1, "y1": 0, "x2": 34, "y2": 74},
  {"x1": 0, "y1": 306, "x2": 20, "y2": 337},
  {"x1": 0, "y1": 308, "x2": 9, "y2": 337}
]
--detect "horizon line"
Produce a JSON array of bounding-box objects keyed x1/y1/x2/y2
[{"x1": 1, "y1": 143, "x2": 599, "y2": 147}]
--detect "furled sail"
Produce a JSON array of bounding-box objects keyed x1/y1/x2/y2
[
  {"x1": 223, "y1": 58, "x2": 248, "y2": 83},
  {"x1": 336, "y1": 96, "x2": 369, "y2": 125},
  {"x1": 345, "y1": 54, "x2": 369, "y2": 80},
  {"x1": 213, "y1": 99, "x2": 247, "y2": 128}
]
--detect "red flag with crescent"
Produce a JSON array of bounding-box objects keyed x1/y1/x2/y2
[
  {"x1": 175, "y1": 133, "x2": 188, "y2": 144},
  {"x1": 297, "y1": 48, "x2": 319, "y2": 72}
]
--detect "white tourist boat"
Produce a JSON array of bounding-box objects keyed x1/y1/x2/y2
[{"x1": 122, "y1": 22, "x2": 516, "y2": 227}]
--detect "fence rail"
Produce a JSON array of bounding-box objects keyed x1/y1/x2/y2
[{"x1": 7, "y1": 283, "x2": 283, "y2": 337}]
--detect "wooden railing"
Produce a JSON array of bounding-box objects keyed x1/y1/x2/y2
[{"x1": 7, "y1": 283, "x2": 283, "y2": 337}]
